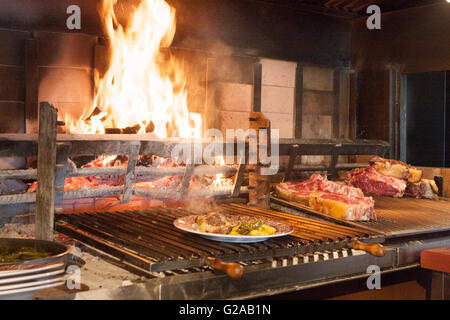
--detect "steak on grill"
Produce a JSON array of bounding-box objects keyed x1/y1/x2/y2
[
  {"x1": 369, "y1": 156, "x2": 422, "y2": 183},
  {"x1": 309, "y1": 191, "x2": 375, "y2": 221},
  {"x1": 346, "y1": 166, "x2": 407, "y2": 197},
  {"x1": 276, "y1": 174, "x2": 375, "y2": 221},
  {"x1": 405, "y1": 179, "x2": 439, "y2": 200},
  {"x1": 275, "y1": 174, "x2": 364, "y2": 205}
]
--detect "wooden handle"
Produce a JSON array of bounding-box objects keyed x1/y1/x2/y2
[
  {"x1": 351, "y1": 241, "x2": 386, "y2": 257},
  {"x1": 208, "y1": 257, "x2": 244, "y2": 279}
]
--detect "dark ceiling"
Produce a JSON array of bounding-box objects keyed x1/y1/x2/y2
[{"x1": 250, "y1": 0, "x2": 445, "y2": 17}]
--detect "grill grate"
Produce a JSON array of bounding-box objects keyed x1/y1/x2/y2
[
  {"x1": 55, "y1": 205, "x2": 375, "y2": 273},
  {"x1": 271, "y1": 196, "x2": 450, "y2": 238}
]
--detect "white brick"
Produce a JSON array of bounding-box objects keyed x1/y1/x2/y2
[
  {"x1": 39, "y1": 67, "x2": 94, "y2": 103},
  {"x1": 260, "y1": 58, "x2": 296, "y2": 88},
  {"x1": 264, "y1": 112, "x2": 294, "y2": 139},
  {"x1": 215, "y1": 82, "x2": 252, "y2": 112},
  {"x1": 302, "y1": 115, "x2": 332, "y2": 139},
  {"x1": 261, "y1": 85, "x2": 294, "y2": 114},
  {"x1": 0, "y1": 157, "x2": 26, "y2": 169},
  {"x1": 303, "y1": 66, "x2": 334, "y2": 91},
  {"x1": 218, "y1": 111, "x2": 250, "y2": 132}
]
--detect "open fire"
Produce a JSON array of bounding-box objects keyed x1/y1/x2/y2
[
  {"x1": 27, "y1": 0, "x2": 232, "y2": 203},
  {"x1": 66, "y1": 0, "x2": 202, "y2": 138}
]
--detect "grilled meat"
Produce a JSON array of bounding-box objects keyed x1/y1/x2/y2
[
  {"x1": 346, "y1": 166, "x2": 407, "y2": 197},
  {"x1": 369, "y1": 156, "x2": 422, "y2": 183},
  {"x1": 195, "y1": 212, "x2": 276, "y2": 236},
  {"x1": 405, "y1": 179, "x2": 439, "y2": 200},
  {"x1": 309, "y1": 191, "x2": 375, "y2": 221},
  {"x1": 275, "y1": 174, "x2": 364, "y2": 205}
]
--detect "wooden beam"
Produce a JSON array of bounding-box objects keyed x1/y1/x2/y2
[
  {"x1": 352, "y1": 0, "x2": 383, "y2": 12},
  {"x1": 343, "y1": 0, "x2": 369, "y2": 11},
  {"x1": 326, "y1": 0, "x2": 354, "y2": 9},
  {"x1": 35, "y1": 102, "x2": 57, "y2": 241}
]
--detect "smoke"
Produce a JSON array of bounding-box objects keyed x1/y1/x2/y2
[{"x1": 182, "y1": 198, "x2": 223, "y2": 215}]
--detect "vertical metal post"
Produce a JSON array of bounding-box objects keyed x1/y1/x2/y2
[
  {"x1": 248, "y1": 112, "x2": 270, "y2": 209},
  {"x1": 252, "y1": 62, "x2": 262, "y2": 112},
  {"x1": 349, "y1": 71, "x2": 358, "y2": 140},
  {"x1": 284, "y1": 145, "x2": 299, "y2": 182},
  {"x1": 122, "y1": 142, "x2": 141, "y2": 203},
  {"x1": 389, "y1": 68, "x2": 399, "y2": 159},
  {"x1": 399, "y1": 75, "x2": 408, "y2": 163},
  {"x1": 54, "y1": 142, "x2": 71, "y2": 214},
  {"x1": 333, "y1": 69, "x2": 341, "y2": 139},
  {"x1": 25, "y1": 38, "x2": 39, "y2": 134},
  {"x1": 295, "y1": 65, "x2": 303, "y2": 139},
  {"x1": 232, "y1": 151, "x2": 246, "y2": 197}
]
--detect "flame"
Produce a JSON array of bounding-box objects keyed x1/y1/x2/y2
[
  {"x1": 212, "y1": 156, "x2": 226, "y2": 187},
  {"x1": 66, "y1": 0, "x2": 201, "y2": 138}
]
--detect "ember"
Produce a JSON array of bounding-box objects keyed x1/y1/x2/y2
[{"x1": 28, "y1": 155, "x2": 234, "y2": 193}]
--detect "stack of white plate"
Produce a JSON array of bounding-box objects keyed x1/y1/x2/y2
[
  {"x1": 0, "y1": 262, "x2": 67, "y2": 299},
  {"x1": 0, "y1": 238, "x2": 71, "y2": 300}
]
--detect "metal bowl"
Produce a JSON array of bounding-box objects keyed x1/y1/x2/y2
[
  {"x1": 0, "y1": 238, "x2": 70, "y2": 270},
  {"x1": 0, "y1": 238, "x2": 71, "y2": 299}
]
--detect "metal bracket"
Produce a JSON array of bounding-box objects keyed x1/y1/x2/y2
[
  {"x1": 122, "y1": 141, "x2": 141, "y2": 203},
  {"x1": 232, "y1": 151, "x2": 246, "y2": 197},
  {"x1": 284, "y1": 144, "x2": 299, "y2": 182},
  {"x1": 178, "y1": 163, "x2": 195, "y2": 200}
]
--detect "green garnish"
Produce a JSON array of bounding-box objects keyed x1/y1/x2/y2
[
  {"x1": 236, "y1": 220, "x2": 264, "y2": 235},
  {"x1": 0, "y1": 246, "x2": 51, "y2": 263}
]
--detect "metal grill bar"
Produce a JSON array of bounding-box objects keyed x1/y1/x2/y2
[
  {"x1": 271, "y1": 196, "x2": 450, "y2": 238},
  {"x1": 222, "y1": 203, "x2": 370, "y2": 239},
  {"x1": 0, "y1": 165, "x2": 238, "y2": 182},
  {"x1": 55, "y1": 206, "x2": 375, "y2": 273}
]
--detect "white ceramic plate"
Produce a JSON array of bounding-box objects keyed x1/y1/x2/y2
[
  {"x1": 0, "y1": 268, "x2": 65, "y2": 285},
  {"x1": 0, "y1": 280, "x2": 65, "y2": 299},
  {"x1": 0, "y1": 262, "x2": 64, "y2": 279},
  {"x1": 0, "y1": 275, "x2": 65, "y2": 292},
  {"x1": 174, "y1": 215, "x2": 294, "y2": 243}
]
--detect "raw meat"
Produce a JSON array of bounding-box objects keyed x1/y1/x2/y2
[
  {"x1": 275, "y1": 174, "x2": 364, "y2": 205},
  {"x1": 346, "y1": 166, "x2": 407, "y2": 197},
  {"x1": 275, "y1": 175, "x2": 374, "y2": 221},
  {"x1": 369, "y1": 156, "x2": 422, "y2": 183},
  {"x1": 405, "y1": 179, "x2": 439, "y2": 200},
  {"x1": 275, "y1": 174, "x2": 323, "y2": 204},
  {"x1": 309, "y1": 191, "x2": 375, "y2": 221}
]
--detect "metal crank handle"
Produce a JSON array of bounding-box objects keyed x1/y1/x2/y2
[
  {"x1": 350, "y1": 240, "x2": 386, "y2": 257},
  {"x1": 207, "y1": 257, "x2": 244, "y2": 279}
]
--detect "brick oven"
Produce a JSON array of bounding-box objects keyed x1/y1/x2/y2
[{"x1": 0, "y1": 0, "x2": 450, "y2": 301}]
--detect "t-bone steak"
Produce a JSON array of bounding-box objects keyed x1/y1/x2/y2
[{"x1": 346, "y1": 166, "x2": 407, "y2": 197}]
